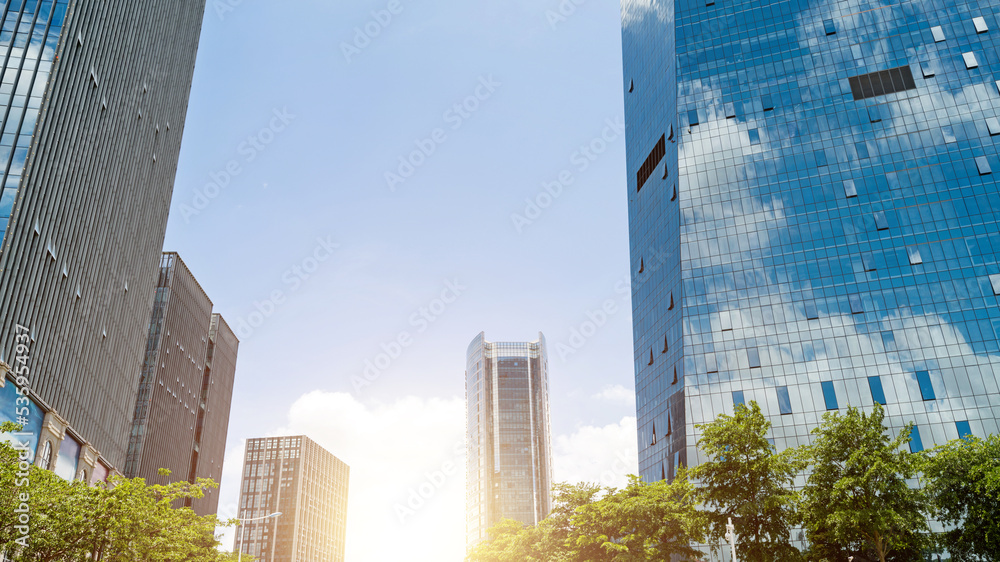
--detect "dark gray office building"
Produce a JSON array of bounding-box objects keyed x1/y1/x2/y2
[
  {"x1": 465, "y1": 332, "x2": 553, "y2": 551},
  {"x1": 125, "y1": 253, "x2": 239, "y2": 517},
  {"x1": 0, "y1": 0, "x2": 207, "y2": 472}
]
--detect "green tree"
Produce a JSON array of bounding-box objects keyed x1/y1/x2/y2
[
  {"x1": 467, "y1": 482, "x2": 600, "y2": 562},
  {"x1": 800, "y1": 405, "x2": 930, "y2": 562},
  {"x1": 692, "y1": 401, "x2": 804, "y2": 562},
  {"x1": 921, "y1": 433, "x2": 1000, "y2": 561},
  {"x1": 468, "y1": 476, "x2": 705, "y2": 562},
  {"x1": 568, "y1": 473, "x2": 705, "y2": 561},
  {"x1": 0, "y1": 422, "x2": 244, "y2": 561}
]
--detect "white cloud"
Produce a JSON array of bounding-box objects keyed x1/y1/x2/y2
[
  {"x1": 592, "y1": 384, "x2": 635, "y2": 404},
  {"x1": 215, "y1": 392, "x2": 466, "y2": 562},
  {"x1": 553, "y1": 417, "x2": 638, "y2": 489},
  {"x1": 215, "y1": 393, "x2": 642, "y2": 561}
]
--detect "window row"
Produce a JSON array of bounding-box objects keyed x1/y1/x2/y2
[{"x1": 732, "y1": 372, "x2": 940, "y2": 417}]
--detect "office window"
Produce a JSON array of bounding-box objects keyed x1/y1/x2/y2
[
  {"x1": 977, "y1": 156, "x2": 992, "y2": 175},
  {"x1": 732, "y1": 390, "x2": 745, "y2": 406},
  {"x1": 931, "y1": 25, "x2": 945, "y2": 42},
  {"x1": 862, "y1": 253, "x2": 876, "y2": 271},
  {"x1": 964, "y1": 52, "x2": 979, "y2": 69},
  {"x1": 844, "y1": 179, "x2": 857, "y2": 197},
  {"x1": 688, "y1": 109, "x2": 699, "y2": 126},
  {"x1": 823, "y1": 19, "x2": 836, "y2": 35},
  {"x1": 821, "y1": 381, "x2": 839, "y2": 410},
  {"x1": 874, "y1": 211, "x2": 889, "y2": 230},
  {"x1": 868, "y1": 376, "x2": 887, "y2": 405},
  {"x1": 637, "y1": 134, "x2": 666, "y2": 192},
  {"x1": 748, "y1": 128, "x2": 760, "y2": 145},
  {"x1": 909, "y1": 426, "x2": 924, "y2": 453},
  {"x1": 762, "y1": 94, "x2": 774, "y2": 111},
  {"x1": 720, "y1": 312, "x2": 733, "y2": 331},
  {"x1": 915, "y1": 370, "x2": 936, "y2": 400},
  {"x1": 956, "y1": 421, "x2": 973, "y2": 439},
  {"x1": 974, "y1": 16, "x2": 989, "y2": 33},
  {"x1": 907, "y1": 246, "x2": 923, "y2": 265},
  {"x1": 777, "y1": 386, "x2": 792, "y2": 414},
  {"x1": 989, "y1": 273, "x2": 1000, "y2": 295},
  {"x1": 943, "y1": 125, "x2": 957, "y2": 143},
  {"x1": 848, "y1": 66, "x2": 916, "y2": 100},
  {"x1": 804, "y1": 302, "x2": 819, "y2": 319},
  {"x1": 868, "y1": 105, "x2": 883, "y2": 123},
  {"x1": 707, "y1": 354, "x2": 718, "y2": 373},
  {"x1": 849, "y1": 294, "x2": 864, "y2": 314},
  {"x1": 987, "y1": 117, "x2": 1000, "y2": 136},
  {"x1": 747, "y1": 347, "x2": 761, "y2": 368}
]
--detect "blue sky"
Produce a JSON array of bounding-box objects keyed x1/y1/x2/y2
[{"x1": 163, "y1": 1, "x2": 634, "y2": 559}]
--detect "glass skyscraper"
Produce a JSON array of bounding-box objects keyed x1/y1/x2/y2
[
  {"x1": 622, "y1": 0, "x2": 1000, "y2": 483},
  {"x1": 466, "y1": 332, "x2": 553, "y2": 550}
]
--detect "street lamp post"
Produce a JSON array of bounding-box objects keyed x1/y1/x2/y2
[
  {"x1": 236, "y1": 511, "x2": 282, "y2": 562},
  {"x1": 724, "y1": 517, "x2": 738, "y2": 562}
]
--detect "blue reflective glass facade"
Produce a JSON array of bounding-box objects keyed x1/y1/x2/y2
[
  {"x1": 623, "y1": 0, "x2": 1000, "y2": 482},
  {"x1": 0, "y1": 0, "x2": 66, "y2": 247}
]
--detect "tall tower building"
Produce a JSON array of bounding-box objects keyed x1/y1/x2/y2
[
  {"x1": 0, "y1": 0, "x2": 207, "y2": 470},
  {"x1": 125, "y1": 253, "x2": 239, "y2": 517},
  {"x1": 234, "y1": 435, "x2": 350, "y2": 562},
  {"x1": 466, "y1": 332, "x2": 553, "y2": 550},
  {"x1": 622, "y1": 0, "x2": 1000, "y2": 484}
]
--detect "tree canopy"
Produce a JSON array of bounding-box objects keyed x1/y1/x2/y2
[
  {"x1": 692, "y1": 401, "x2": 804, "y2": 562},
  {"x1": 799, "y1": 405, "x2": 930, "y2": 562},
  {"x1": 467, "y1": 474, "x2": 705, "y2": 561},
  {"x1": 921, "y1": 433, "x2": 1000, "y2": 561},
  {"x1": 0, "y1": 422, "x2": 245, "y2": 561}
]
